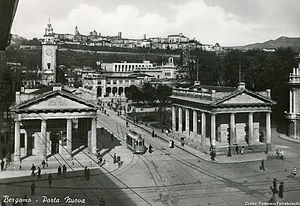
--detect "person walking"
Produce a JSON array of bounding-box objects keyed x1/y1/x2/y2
[
  {"x1": 235, "y1": 145, "x2": 239, "y2": 154},
  {"x1": 48, "y1": 174, "x2": 52, "y2": 187},
  {"x1": 31, "y1": 182, "x2": 36, "y2": 195},
  {"x1": 227, "y1": 147, "x2": 232, "y2": 157},
  {"x1": 149, "y1": 145, "x2": 153, "y2": 153},
  {"x1": 37, "y1": 167, "x2": 41, "y2": 179},
  {"x1": 57, "y1": 166, "x2": 61, "y2": 177},
  {"x1": 113, "y1": 153, "x2": 117, "y2": 164},
  {"x1": 41, "y1": 160, "x2": 46, "y2": 169},
  {"x1": 62, "y1": 165, "x2": 67, "y2": 177},
  {"x1": 240, "y1": 146, "x2": 244, "y2": 154},
  {"x1": 210, "y1": 150, "x2": 216, "y2": 161},
  {"x1": 30, "y1": 164, "x2": 36, "y2": 176},
  {"x1": 273, "y1": 178, "x2": 277, "y2": 193},
  {"x1": 278, "y1": 182, "x2": 284, "y2": 198},
  {"x1": 87, "y1": 168, "x2": 90, "y2": 181},
  {"x1": 84, "y1": 167, "x2": 87, "y2": 180},
  {"x1": 152, "y1": 130, "x2": 155, "y2": 138},
  {"x1": 1, "y1": 159, "x2": 4, "y2": 171},
  {"x1": 260, "y1": 159, "x2": 265, "y2": 171}
]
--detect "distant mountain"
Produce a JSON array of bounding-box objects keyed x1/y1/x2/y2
[{"x1": 233, "y1": 36, "x2": 300, "y2": 52}]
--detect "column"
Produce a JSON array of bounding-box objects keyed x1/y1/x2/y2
[
  {"x1": 24, "y1": 132, "x2": 28, "y2": 156},
  {"x1": 66, "y1": 119, "x2": 72, "y2": 159},
  {"x1": 230, "y1": 113, "x2": 235, "y2": 143},
  {"x1": 102, "y1": 87, "x2": 105, "y2": 98},
  {"x1": 289, "y1": 90, "x2": 293, "y2": 113},
  {"x1": 201, "y1": 112, "x2": 206, "y2": 145},
  {"x1": 185, "y1": 109, "x2": 190, "y2": 134},
  {"x1": 178, "y1": 107, "x2": 182, "y2": 133},
  {"x1": 266, "y1": 112, "x2": 271, "y2": 144},
  {"x1": 91, "y1": 117, "x2": 97, "y2": 154},
  {"x1": 14, "y1": 120, "x2": 20, "y2": 162},
  {"x1": 193, "y1": 110, "x2": 197, "y2": 135},
  {"x1": 41, "y1": 120, "x2": 47, "y2": 160},
  {"x1": 172, "y1": 106, "x2": 176, "y2": 132},
  {"x1": 211, "y1": 114, "x2": 216, "y2": 146},
  {"x1": 248, "y1": 113, "x2": 253, "y2": 145},
  {"x1": 293, "y1": 89, "x2": 296, "y2": 114},
  {"x1": 122, "y1": 87, "x2": 126, "y2": 97}
]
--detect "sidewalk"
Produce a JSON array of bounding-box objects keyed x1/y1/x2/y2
[
  {"x1": 124, "y1": 116, "x2": 267, "y2": 164},
  {"x1": 0, "y1": 145, "x2": 131, "y2": 180},
  {"x1": 279, "y1": 134, "x2": 300, "y2": 144}
]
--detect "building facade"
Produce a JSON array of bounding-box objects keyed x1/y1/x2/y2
[
  {"x1": 285, "y1": 59, "x2": 300, "y2": 140},
  {"x1": 170, "y1": 83, "x2": 276, "y2": 152},
  {"x1": 10, "y1": 85, "x2": 98, "y2": 168}
]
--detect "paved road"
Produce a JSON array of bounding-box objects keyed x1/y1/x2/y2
[{"x1": 0, "y1": 109, "x2": 299, "y2": 206}]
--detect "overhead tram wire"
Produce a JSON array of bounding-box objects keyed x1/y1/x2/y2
[
  {"x1": 34, "y1": 114, "x2": 126, "y2": 206},
  {"x1": 32, "y1": 114, "x2": 100, "y2": 204}
]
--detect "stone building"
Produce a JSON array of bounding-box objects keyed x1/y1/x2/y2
[
  {"x1": 285, "y1": 57, "x2": 300, "y2": 140},
  {"x1": 10, "y1": 85, "x2": 98, "y2": 167},
  {"x1": 170, "y1": 82, "x2": 276, "y2": 151}
]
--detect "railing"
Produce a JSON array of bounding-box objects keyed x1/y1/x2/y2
[{"x1": 172, "y1": 89, "x2": 213, "y2": 101}]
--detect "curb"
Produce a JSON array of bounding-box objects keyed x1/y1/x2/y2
[
  {"x1": 122, "y1": 115, "x2": 265, "y2": 164},
  {"x1": 279, "y1": 134, "x2": 300, "y2": 144}
]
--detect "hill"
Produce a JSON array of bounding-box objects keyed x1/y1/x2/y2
[{"x1": 234, "y1": 36, "x2": 300, "y2": 52}]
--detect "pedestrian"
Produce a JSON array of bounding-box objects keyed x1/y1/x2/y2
[
  {"x1": 273, "y1": 178, "x2": 277, "y2": 193},
  {"x1": 99, "y1": 197, "x2": 105, "y2": 206},
  {"x1": 152, "y1": 130, "x2": 155, "y2": 137},
  {"x1": 227, "y1": 147, "x2": 232, "y2": 157},
  {"x1": 278, "y1": 182, "x2": 283, "y2": 198},
  {"x1": 62, "y1": 165, "x2": 67, "y2": 177},
  {"x1": 210, "y1": 150, "x2": 216, "y2": 161},
  {"x1": 260, "y1": 159, "x2": 265, "y2": 171},
  {"x1": 240, "y1": 146, "x2": 244, "y2": 154},
  {"x1": 57, "y1": 166, "x2": 61, "y2": 177},
  {"x1": 113, "y1": 153, "x2": 117, "y2": 164},
  {"x1": 48, "y1": 174, "x2": 52, "y2": 187},
  {"x1": 169, "y1": 139, "x2": 172, "y2": 148},
  {"x1": 235, "y1": 145, "x2": 239, "y2": 154},
  {"x1": 41, "y1": 160, "x2": 46, "y2": 169},
  {"x1": 30, "y1": 164, "x2": 36, "y2": 176},
  {"x1": 149, "y1": 145, "x2": 153, "y2": 153},
  {"x1": 1, "y1": 159, "x2": 4, "y2": 171},
  {"x1": 31, "y1": 181, "x2": 36, "y2": 195},
  {"x1": 37, "y1": 167, "x2": 41, "y2": 179},
  {"x1": 84, "y1": 167, "x2": 87, "y2": 180},
  {"x1": 87, "y1": 168, "x2": 90, "y2": 181},
  {"x1": 165, "y1": 129, "x2": 169, "y2": 136}
]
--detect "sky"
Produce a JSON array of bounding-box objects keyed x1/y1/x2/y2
[{"x1": 11, "y1": 0, "x2": 300, "y2": 46}]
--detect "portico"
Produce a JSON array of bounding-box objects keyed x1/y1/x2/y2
[
  {"x1": 170, "y1": 83, "x2": 276, "y2": 151},
  {"x1": 10, "y1": 89, "x2": 99, "y2": 164}
]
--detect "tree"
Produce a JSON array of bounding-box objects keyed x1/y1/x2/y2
[
  {"x1": 142, "y1": 83, "x2": 156, "y2": 104},
  {"x1": 157, "y1": 85, "x2": 172, "y2": 104},
  {"x1": 126, "y1": 85, "x2": 143, "y2": 103}
]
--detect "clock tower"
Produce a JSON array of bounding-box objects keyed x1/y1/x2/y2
[{"x1": 42, "y1": 19, "x2": 57, "y2": 85}]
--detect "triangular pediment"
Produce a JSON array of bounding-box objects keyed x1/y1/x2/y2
[
  {"x1": 27, "y1": 95, "x2": 90, "y2": 110},
  {"x1": 11, "y1": 90, "x2": 98, "y2": 112},
  {"x1": 220, "y1": 93, "x2": 265, "y2": 105}
]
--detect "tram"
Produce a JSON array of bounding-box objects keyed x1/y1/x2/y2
[{"x1": 126, "y1": 130, "x2": 146, "y2": 154}]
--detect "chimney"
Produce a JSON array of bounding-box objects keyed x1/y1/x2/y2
[
  {"x1": 53, "y1": 83, "x2": 62, "y2": 91},
  {"x1": 118, "y1": 32, "x2": 122, "y2": 39},
  {"x1": 143, "y1": 34, "x2": 146, "y2": 40},
  {"x1": 237, "y1": 82, "x2": 246, "y2": 90}
]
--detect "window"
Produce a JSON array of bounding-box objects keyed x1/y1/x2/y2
[
  {"x1": 47, "y1": 63, "x2": 51, "y2": 69},
  {"x1": 165, "y1": 72, "x2": 171, "y2": 77}
]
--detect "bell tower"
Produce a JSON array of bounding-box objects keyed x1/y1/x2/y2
[{"x1": 42, "y1": 19, "x2": 57, "y2": 85}]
